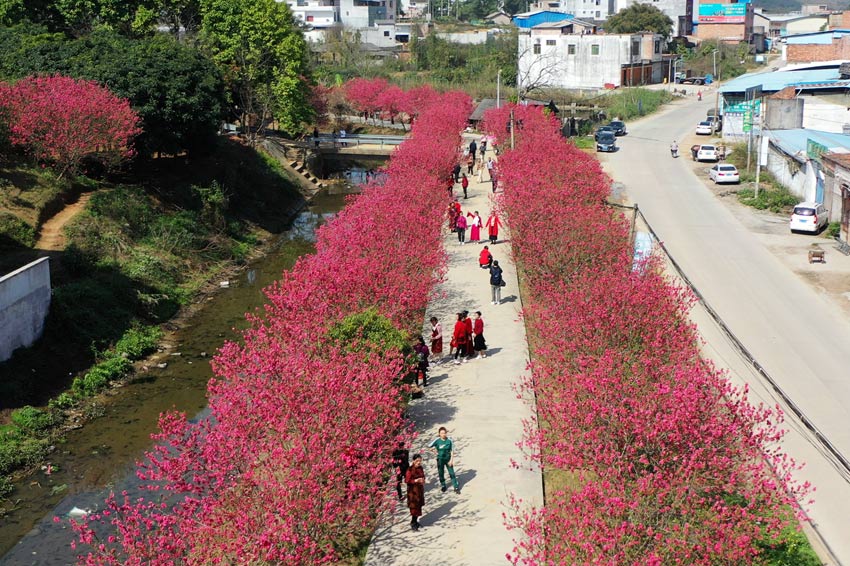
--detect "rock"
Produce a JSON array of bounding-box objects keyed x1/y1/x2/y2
[
  {"x1": 219, "y1": 280, "x2": 230, "y2": 288},
  {"x1": 200, "y1": 352, "x2": 207, "y2": 357},
  {"x1": 68, "y1": 507, "x2": 90, "y2": 518},
  {"x1": 169, "y1": 352, "x2": 182, "y2": 357},
  {"x1": 156, "y1": 363, "x2": 168, "y2": 369}
]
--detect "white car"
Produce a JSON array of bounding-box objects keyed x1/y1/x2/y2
[
  {"x1": 696, "y1": 121, "x2": 713, "y2": 135},
  {"x1": 696, "y1": 145, "x2": 719, "y2": 162},
  {"x1": 789, "y1": 202, "x2": 828, "y2": 233},
  {"x1": 708, "y1": 164, "x2": 739, "y2": 184}
]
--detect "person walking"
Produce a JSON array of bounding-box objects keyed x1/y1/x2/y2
[
  {"x1": 461, "y1": 174, "x2": 469, "y2": 199},
  {"x1": 452, "y1": 313, "x2": 468, "y2": 364},
  {"x1": 452, "y1": 162, "x2": 461, "y2": 183},
  {"x1": 428, "y1": 427, "x2": 460, "y2": 494},
  {"x1": 455, "y1": 212, "x2": 467, "y2": 245},
  {"x1": 468, "y1": 139, "x2": 477, "y2": 164},
  {"x1": 490, "y1": 260, "x2": 504, "y2": 305},
  {"x1": 467, "y1": 210, "x2": 481, "y2": 242},
  {"x1": 485, "y1": 212, "x2": 502, "y2": 245},
  {"x1": 479, "y1": 245, "x2": 493, "y2": 269},
  {"x1": 462, "y1": 310, "x2": 474, "y2": 358},
  {"x1": 430, "y1": 316, "x2": 443, "y2": 361},
  {"x1": 413, "y1": 336, "x2": 430, "y2": 387},
  {"x1": 472, "y1": 311, "x2": 487, "y2": 358},
  {"x1": 405, "y1": 454, "x2": 426, "y2": 531},
  {"x1": 466, "y1": 152, "x2": 474, "y2": 175},
  {"x1": 392, "y1": 442, "x2": 410, "y2": 501},
  {"x1": 448, "y1": 203, "x2": 458, "y2": 234},
  {"x1": 480, "y1": 136, "x2": 487, "y2": 154}
]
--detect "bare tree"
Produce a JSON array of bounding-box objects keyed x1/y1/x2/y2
[{"x1": 516, "y1": 37, "x2": 566, "y2": 100}]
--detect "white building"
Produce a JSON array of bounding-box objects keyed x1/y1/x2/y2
[
  {"x1": 282, "y1": 0, "x2": 340, "y2": 41},
  {"x1": 339, "y1": 0, "x2": 396, "y2": 27},
  {"x1": 518, "y1": 22, "x2": 665, "y2": 90},
  {"x1": 530, "y1": 0, "x2": 689, "y2": 36},
  {"x1": 399, "y1": 0, "x2": 429, "y2": 17}
]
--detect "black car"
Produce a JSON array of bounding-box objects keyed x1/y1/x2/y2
[
  {"x1": 594, "y1": 125, "x2": 614, "y2": 142},
  {"x1": 609, "y1": 120, "x2": 627, "y2": 136},
  {"x1": 596, "y1": 132, "x2": 616, "y2": 152}
]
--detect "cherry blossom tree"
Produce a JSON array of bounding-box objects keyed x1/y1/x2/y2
[{"x1": 0, "y1": 76, "x2": 140, "y2": 178}]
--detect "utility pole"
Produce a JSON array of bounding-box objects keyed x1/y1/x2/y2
[
  {"x1": 712, "y1": 49, "x2": 718, "y2": 80},
  {"x1": 755, "y1": 94, "x2": 765, "y2": 198},
  {"x1": 510, "y1": 108, "x2": 515, "y2": 149},
  {"x1": 497, "y1": 69, "x2": 501, "y2": 109}
]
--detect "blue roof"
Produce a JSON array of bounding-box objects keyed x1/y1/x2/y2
[
  {"x1": 719, "y1": 68, "x2": 846, "y2": 94},
  {"x1": 769, "y1": 129, "x2": 850, "y2": 160},
  {"x1": 512, "y1": 10, "x2": 572, "y2": 28},
  {"x1": 785, "y1": 29, "x2": 850, "y2": 44}
]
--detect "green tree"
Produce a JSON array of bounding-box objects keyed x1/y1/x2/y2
[
  {"x1": 0, "y1": 0, "x2": 163, "y2": 36},
  {"x1": 199, "y1": 0, "x2": 313, "y2": 138},
  {"x1": 0, "y1": 27, "x2": 224, "y2": 156},
  {"x1": 604, "y1": 3, "x2": 673, "y2": 38}
]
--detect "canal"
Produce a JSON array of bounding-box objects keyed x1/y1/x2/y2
[{"x1": 0, "y1": 192, "x2": 346, "y2": 565}]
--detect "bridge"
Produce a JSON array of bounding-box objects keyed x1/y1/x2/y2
[{"x1": 308, "y1": 133, "x2": 408, "y2": 157}]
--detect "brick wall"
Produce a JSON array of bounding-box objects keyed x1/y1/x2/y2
[
  {"x1": 787, "y1": 36, "x2": 850, "y2": 62},
  {"x1": 697, "y1": 22, "x2": 747, "y2": 40}
]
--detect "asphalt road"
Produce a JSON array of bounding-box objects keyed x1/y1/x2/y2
[{"x1": 601, "y1": 97, "x2": 850, "y2": 565}]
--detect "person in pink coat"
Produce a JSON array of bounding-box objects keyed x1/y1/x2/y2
[{"x1": 455, "y1": 213, "x2": 467, "y2": 245}]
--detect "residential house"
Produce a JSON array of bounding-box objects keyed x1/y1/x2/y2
[
  {"x1": 783, "y1": 29, "x2": 850, "y2": 62},
  {"x1": 821, "y1": 152, "x2": 850, "y2": 242},
  {"x1": 769, "y1": 12, "x2": 829, "y2": 37},
  {"x1": 485, "y1": 11, "x2": 512, "y2": 25},
  {"x1": 282, "y1": 0, "x2": 340, "y2": 41},
  {"x1": 339, "y1": 0, "x2": 395, "y2": 28},
  {"x1": 399, "y1": 0, "x2": 428, "y2": 17},
  {"x1": 517, "y1": 22, "x2": 665, "y2": 90},
  {"x1": 763, "y1": 129, "x2": 850, "y2": 213},
  {"x1": 718, "y1": 64, "x2": 850, "y2": 140},
  {"x1": 614, "y1": 0, "x2": 692, "y2": 37}
]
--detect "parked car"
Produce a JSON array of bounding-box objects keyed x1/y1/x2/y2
[
  {"x1": 696, "y1": 121, "x2": 713, "y2": 135},
  {"x1": 708, "y1": 164, "x2": 739, "y2": 184},
  {"x1": 706, "y1": 115, "x2": 721, "y2": 132},
  {"x1": 609, "y1": 120, "x2": 627, "y2": 136},
  {"x1": 790, "y1": 202, "x2": 828, "y2": 233},
  {"x1": 679, "y1": 76, "x2": 707, "y2": 85},
  {"x1": 595, "y1": 125, "x2": 614, "y2": 141},
  {"x1": 596, "y1": 132, "x2": 617, "y2": 152},
  {"x1": 696, "y1": 145, "x2": 719, "y2": 162}
]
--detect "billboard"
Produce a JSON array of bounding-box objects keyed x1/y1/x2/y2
[{"x1": 698, "y1": 3, "x2": 747, "y2": 23}]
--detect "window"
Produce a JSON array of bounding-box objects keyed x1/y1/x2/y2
[
  {"x1": 384, "y1": 30, "x2": 390, "y2": 36},
  {"x1": 568, "y1": 43, "x2": 576, "y2": 54},
  {"x1": 654, "y1": 39, "x2": 660, "y2": 53},
  {"x1": 595, "y1": 10, "x2": 600, "y2": 17},
  {"x1": 306, "y1": 14, "x2": 314, "y2": 20},
  {"x1": 546, "y1": 39, "x2": 556, "y2": 46},
  {"x1": 533, "y1": 43, "x2": 541, "y2": 54},
  {"x1": 591, "y1": 43, "x2": 599, "y2": 55}
]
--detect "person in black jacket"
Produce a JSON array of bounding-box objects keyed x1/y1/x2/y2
[
  {"x1": 392, "y1": 442, "x2": 410, "y2": 501},
  {"x1": 489, "y1": 260, "x2": 504, "y2": 305}
]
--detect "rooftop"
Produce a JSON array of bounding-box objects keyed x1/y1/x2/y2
[
  {"x1": 768, "y1": 128, "x2": 850, "y2": 161},
  {"x1": 822, "y1": 152, "x2": 850, "y2": 168},
  {"x1": 719, "y1": 67, "x2": 850, "y2": 94}
]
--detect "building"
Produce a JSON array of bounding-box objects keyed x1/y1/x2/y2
[
  {"x1": 399, "y1": 0, "x2": 428, "y2": 17},
  {"x1": 768, "y1": 12, "x2": 829, "y2": 38},
  {"x1": 614, "y1": 0, "x2": 692, "y2": 37},
  {"x1": 783, "y1": 29, "x2": 850, "y2": 62},
  {"x1": 338, "y1": 0, "x2": 395, "y2": 28},
  {"x1": 283, "y1": 0, "x2": 340, "y2": 41},
  {"x1": 821, "y1": 152, "x2": 850, "y2": 243},
  {"x1": 763, "y1": 129, "x2": 850, "y2": 210},
  {"x1": 517, "y1": 22, "x2": 665, "y2": 90},
  {"x1": 694, "y1": 0, "x2": 754, "y2": 44},
  {"x1": 436, "y1": 28, "x2": 500, "y2": 44},
  {"x1": 718, "y1": 64, "x2": 850, "y2": 140}
]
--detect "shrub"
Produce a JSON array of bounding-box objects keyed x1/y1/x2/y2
[
  {"x1": 114, "y1": 325, "x2": 162, "y2": 360},
  {"x1": 71, "y1": 355, "x2": 132, "y2": 397},
  {"x1": 0, "y1": 436, "x2": 49, "y2": 475},
  {"x1": 87, "y1": 186, "x2": 154, "y2": 237},
  {"x1": 0, "y1": 212, "x2": 36, "y2": 248},
  {"x1": 10, "y1": 406, "x2": 55, "y2": 434},
  {"x1": 327, "y1": 308, "x2": 412, "y2": 363},
  {"x1": 737, "y1": 187, "x2": 799, "y2": 213},
  {"x1": 48, "y1": 392, "x2": 78, "y2": 410},
  {"x1": 826, "y1": 221, "x2": 840, "y2": 239}
]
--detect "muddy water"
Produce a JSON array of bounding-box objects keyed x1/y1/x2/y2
[{"x1": 0, "y1": 194, "x2": 346, "y2": 565}]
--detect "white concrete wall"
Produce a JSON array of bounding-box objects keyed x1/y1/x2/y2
[
  {"x1": 803, "y1": 99, "x2": 850, "y2": 134},
  {"x1": 0, "y1": 257, "x2": 51, "y2": 362},
  {"x1": 766, "y1": 144, "x2": 816, "y2": 201},
  {"x1": 436, "y1": 30, "x2": 493, "y2": 44},
  {"x1": 518, "y1": 33, "x2": 630, "y2": 90}
]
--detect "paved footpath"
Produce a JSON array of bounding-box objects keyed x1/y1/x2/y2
[{"x1": 365, "y1": 145, "x2": 544, "y2": 566}]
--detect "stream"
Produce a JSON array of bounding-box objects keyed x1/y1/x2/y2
[{"x1": 0, "y1": 192, "x2": 346, "y2": 565}]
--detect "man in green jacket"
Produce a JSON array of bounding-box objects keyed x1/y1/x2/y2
[{"x1": 428, "y1": 426, "x2": 460, "y2": 494}]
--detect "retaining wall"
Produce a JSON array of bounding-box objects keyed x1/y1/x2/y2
[{"x1": 0, "y1": 257, "x2": 51, "y2": 362}]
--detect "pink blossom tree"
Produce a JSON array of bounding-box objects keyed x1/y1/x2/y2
[{"x1": 0, "y1": 76, "x2": 140, "y2": 178}]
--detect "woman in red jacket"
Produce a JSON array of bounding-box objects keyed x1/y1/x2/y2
[
  {"x1": 485, "y1": 212, "x2": 502, "y2": 245},
  {"x1": 463, "y1": 310, "x2": 474, "y2": 358},
  {"x1": 472, "y1": 311, "x2": 487, "y2": 359},
  {"x1": 452, "y1": 313, "x2": 468, "y2": 365}
]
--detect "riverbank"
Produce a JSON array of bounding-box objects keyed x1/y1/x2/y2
[
  {"x1": 0, "y1": 195, "x2": 346, "y2": 559},
  {"x1": 0, "y1": 137, "x2": 308, "y2": 507}
]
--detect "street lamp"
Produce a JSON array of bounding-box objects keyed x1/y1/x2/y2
[{"x1": 670, "y1": 57, "x2": 683, "y2": 83}]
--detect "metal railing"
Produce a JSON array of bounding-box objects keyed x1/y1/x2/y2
[{"x1": 310, "y1": 134, "x2": 407, "y2": 148}]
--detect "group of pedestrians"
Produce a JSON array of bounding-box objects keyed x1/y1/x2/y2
[
  {"x1": 393, "y1": 426, "x2": 461, "y2": 532},
  {"x1": 388, "y1": 135, "x2": 507, "y2": 535}
]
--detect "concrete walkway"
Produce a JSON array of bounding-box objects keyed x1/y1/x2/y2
[{"x1": 365, "y1": 146, "x2": 543, "y2": 565}]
